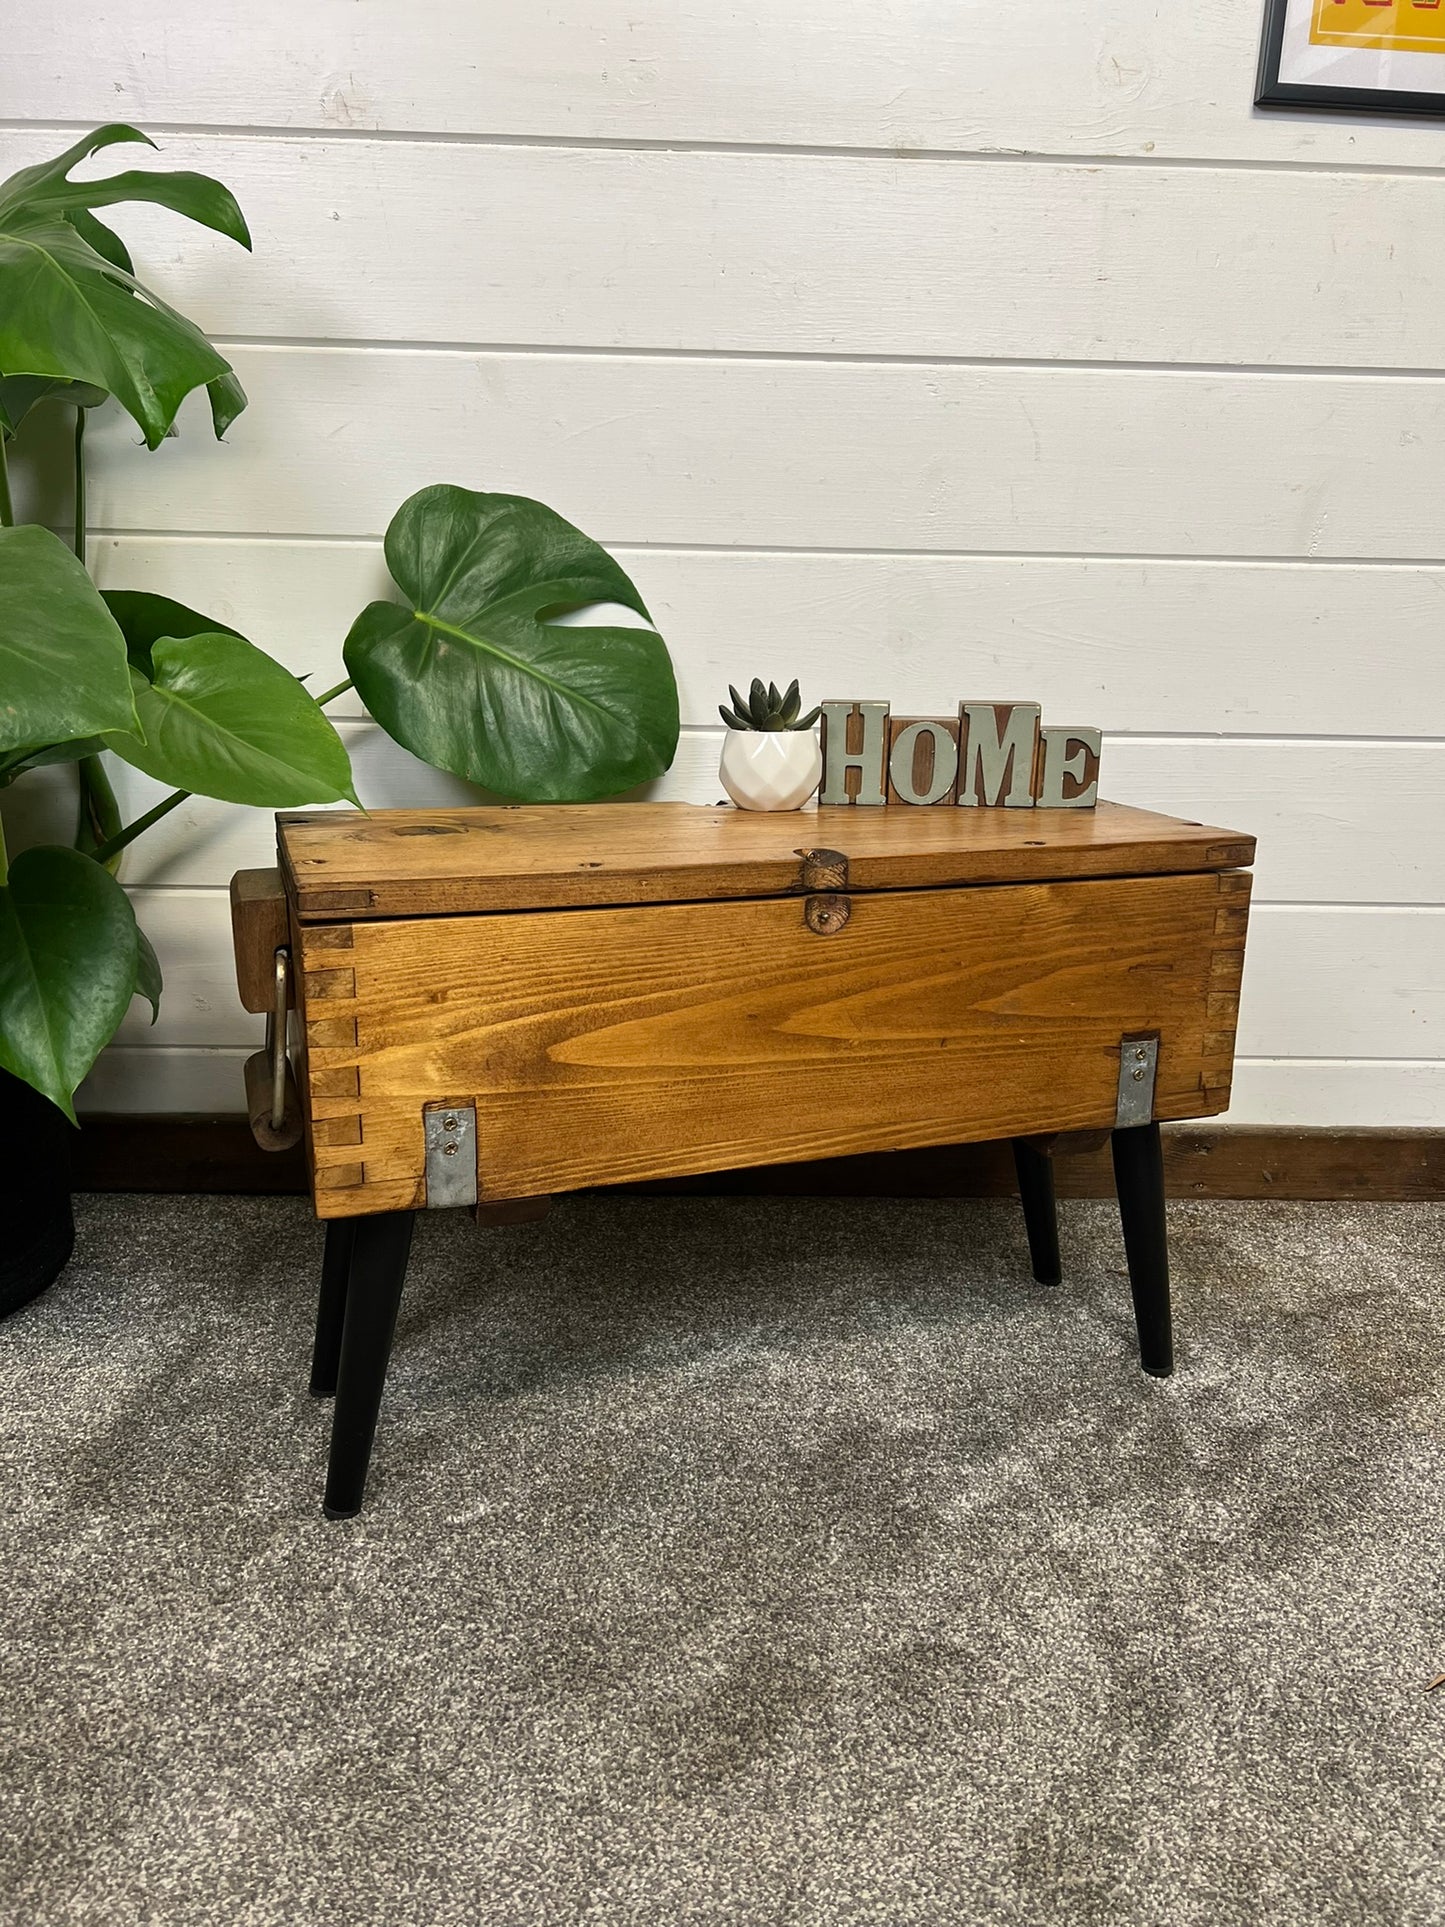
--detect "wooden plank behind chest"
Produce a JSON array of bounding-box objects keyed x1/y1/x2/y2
[{"x1": 297, "y1": 869, "x2": 1249, "y2": 1214}]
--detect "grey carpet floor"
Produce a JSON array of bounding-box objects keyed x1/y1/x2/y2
[{"x1": 1, "y1": 1193, "x2": 1443, "y2": 1927}]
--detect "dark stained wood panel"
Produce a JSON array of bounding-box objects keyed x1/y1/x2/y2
[{"x1": 70, "y1": 1119, "x2": 1445, "y2": 1203}]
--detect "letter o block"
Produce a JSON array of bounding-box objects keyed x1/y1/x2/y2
[{"x1": 887, "y1": 718, "x2": 960, "y2": 805}]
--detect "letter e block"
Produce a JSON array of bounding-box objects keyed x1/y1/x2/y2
[{"x1": 1037, "y1": 727, "x2": 1102, "y2": 809}]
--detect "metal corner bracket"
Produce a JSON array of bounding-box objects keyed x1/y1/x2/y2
[
  {"x1": 423, "y1": 1101, "x2": 479, "y2": 1209},
  {"x1": 1115, "y1": 1033, "x2": 1159, "y2": 1128}
]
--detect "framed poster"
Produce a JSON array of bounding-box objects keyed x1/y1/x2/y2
[{"x1": 1258, "y1": 0, "x2": 1445, "y2": 115}]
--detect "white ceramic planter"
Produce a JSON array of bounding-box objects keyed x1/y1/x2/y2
[{"x1": 718, "y1": 729, "x2": 823, "y2": 811}]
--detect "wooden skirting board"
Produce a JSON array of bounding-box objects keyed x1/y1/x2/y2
[{"x1": 71, "y1": 1119, "x2": 1445, "y2": 1203}]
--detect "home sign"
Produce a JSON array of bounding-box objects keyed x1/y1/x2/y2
[{"x1": 820, "y1": 702, "x2": 1102, "y2": 810}]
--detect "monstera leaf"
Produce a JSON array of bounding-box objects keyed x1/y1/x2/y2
[
  {"x1": 104, "y1": 627, "x2": 358, "y2": 808},
  {"x1": 134, "y1": 926, "x2": 162, "y2": 1024},
  {"x1": 343, "y1": 486, "x2": 679, "y2": 802},
  {"x1": 0, "y1": 374, "x2": 107, "y2": 438},
  {"x1": 0, "y1": 525, "x2": 139, "y2": 758},
  {"x1": 0, "y1": 124, "x2": 250, "y2": 447},
  {"x1": 0, "y1": 845, "x2": 139, "y2": 1120},
  {"x1": 101, "y1": 588, "x2": 244, "y2": 677}
]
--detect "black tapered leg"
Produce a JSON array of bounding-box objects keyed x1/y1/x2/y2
[
  {"x1": 310, "y1": 1219, "x2": 356, "y2": 1398},
  {"x1": 1110, "y1": 1122, "x2": 1173, "y2": 1377},
  {"x1": 1011, "y1": 1137, "x2": 1062, "y2": 1286},
  {"x1": 323, "y1": 1210, "x2": 415, "y2": 1518}
]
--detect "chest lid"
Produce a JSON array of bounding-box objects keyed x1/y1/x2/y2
[{"x1": 276, "y1": 801, "x2": 1254, "y2": 921}]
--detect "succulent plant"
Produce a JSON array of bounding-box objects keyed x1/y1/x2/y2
[{"x1": 719, "y1": 678, "x2": 822, "y2": 733}]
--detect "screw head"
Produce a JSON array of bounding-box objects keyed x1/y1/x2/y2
[
  {"x1": 443, "y1": 1142, "x2": 458, "y2": 1156},
  {"x1": 442, "y1": 1114, "x2": 458, "y2": 1129},
  {"x1": 1131, "y1": 1067, "x2": 1146, "y2": 1082}
]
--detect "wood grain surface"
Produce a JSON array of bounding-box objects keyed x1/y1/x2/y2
[
  {"x1": 229, "y1": 868, "x2": 288, "y2": 1015},
  {"x1": 295, "y1": 869, "x2": 1249, "y2": 1215},
  {"x1": 277, "y1": 800, "x2": 1254, "y2": 921}
]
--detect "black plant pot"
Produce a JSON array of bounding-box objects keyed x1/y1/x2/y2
[{"x1": 0, "y1": 1069, "x2": 75, "y2": 1319}]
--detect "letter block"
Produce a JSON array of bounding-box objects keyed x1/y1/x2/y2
[
  {"x1": 815, "y1": 696, "x2": 1100, "y2": 810},
  {"x1": 958, "y1": 703, "x2": 1041, "y2": 809},
  {"x1": 887, "y1": 718, "x2": 961, "y2": 806},
  {"x1": 1038, "y1": 727, "x2": 1103, "y2": 809},
  {"x1": 819, "y1": 701, "x2": 890, "y2": 805}
]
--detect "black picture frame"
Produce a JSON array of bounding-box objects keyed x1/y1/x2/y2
[{"x1": 1257, "y1": 0, "x2": 1445, "y2": 116}]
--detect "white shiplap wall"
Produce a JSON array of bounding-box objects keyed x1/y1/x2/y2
[{"x1": 3, "y1": 1, "x2": 1442, "y2": 1125}]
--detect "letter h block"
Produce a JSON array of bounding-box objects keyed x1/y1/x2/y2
[{"x1": 819, "y1": 701, "x2": 890, "y2": 805}]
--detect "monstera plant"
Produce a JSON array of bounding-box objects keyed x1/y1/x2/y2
[
  {"x1": 340, "y1": 484, "x2": 679, "y2": 803},
  {"x1": 0, "y1": 125, "x2": 353, "y2": 1312},
  {"x1": 0, "y1": 124, "x2": 680, "y2": 1316}
]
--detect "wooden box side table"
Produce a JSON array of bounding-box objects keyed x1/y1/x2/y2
[{"x1": 232, "y1": 800, "x2": 1254, "y2": 1515}]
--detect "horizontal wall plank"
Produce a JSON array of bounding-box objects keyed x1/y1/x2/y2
[
  {"x1": 100, "y1": 888, "x2": 1443, "y2": 1061},
  {"x1": 8, "y1": 132, "x2": 1444, "y2": 369},
  {"x1": 6, "y1": 732, "x2": 1440, "y2": 907},
  {"x1": 13, "y1": 1, "x2": 1445, "y2": 168},
  {"x1": 1103, "y1": 742, "x2": 1445, "y2": 907},
  {"x1": 112, "y1": 892, "x2": 246, "y2": 1049},
  {"x1": 48, "y1": 350, "x2": 1445, "y2": 558},
  {"x1": 1237, "y1": 909, "x2": 1444, "y2": 1060},
  {"x1": 78, "y1": 1047, "x2": 252, "y2": 1117},
  {"x1": 76, "y1": 1048, "x2": 1445, "y2": 1132},
  {"x1": 1227, "y1": 1060, "x2": 1445, "y2": 1130},
  {"x1": 85, "y1": 538, "x2": 1445, "y2": 738}
]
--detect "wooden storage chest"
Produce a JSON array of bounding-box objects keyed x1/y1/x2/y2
[{"x1": 232, "y1": 798, "x2": 1254, "y2": 1514}]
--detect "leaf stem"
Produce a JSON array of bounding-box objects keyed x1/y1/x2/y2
[
  {"x1": 91, "y1": 788, "x2": 190, "y2": 868},
  {"x1": 72, "y1": 407, "x2": 87, "y2": 561},
  {"x1": 76, "y1": 754, "x2": 124, "y2": 864},
  {"x1": 0, "y1": 432, "x2": 12, "y2": 527},
  {"x1": 314, "y1": 677, "x2": 353, "y2": 707}
]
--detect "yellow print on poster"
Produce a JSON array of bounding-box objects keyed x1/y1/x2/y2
[{"x1": 1311, "y1": 0, "x2": 1445, "y2": 53}]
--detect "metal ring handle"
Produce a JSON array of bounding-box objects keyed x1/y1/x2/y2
[{"x1": 264, "y1": 946, "x2": 291, "y2": 1131}]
